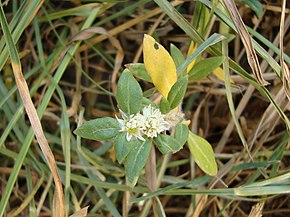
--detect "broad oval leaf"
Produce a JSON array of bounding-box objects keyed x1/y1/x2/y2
[
  {"x1": 125, "y1": 63, "x2": 152, "y2": 82},
  {"x1": 188, "y1": 56, "x2": 225, "y2": 80},
  {"x1": 154, "y1": 134, "x2": 183, "y2": 154},
  {"x1": 125, "y1": 139, "x2": 152, "y2": 187},
  {"x1": 117, "y1": 69, "x2": 143, "y2": 114},
  {"x1": 174, "y1": 123, "x2": 189, "y2": 147},
  {"x1": 114, "y1": 132, "x2": 135, "y2": 164},
  {"x1": 74, "y1": 117, "x2": 119, "y2": 141},
  {"x1": 143, "y1": 34, "x2": 177, "y2": 98},
  {"x1": 187, "y1": 131, "x2": 217, "y2": 176},
  {"x1": 167, "y1": 76, "x2": 188, "y2": 109}
]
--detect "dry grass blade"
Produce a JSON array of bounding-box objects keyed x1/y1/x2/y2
[
  {"x1": 0, "y1": 4, "x2": 65, "y2": 217},
  {"x1": 192, "y1": 195, "x2": 208, "y2": 217},
  {"x1": 279, "y1": 0, "x2": 290, "y2": 100},
  {"x1": 223, "y1": 0, "x2": 269, "y2": 85},
  {"x1": 70, "y1": 26, "x2": 124, "y2": 94},
  {"x1": 69, "y1": 206, "x2": 89, "y2": 217},
  {"x1": 249, "y1": 86, "x2": 289, "y2": 150},
  {"x1": 78, "y1": 0, "x2": 182, "y2": 52},
  {"x1": 248, "y1": 202, "x2": 264, "y2": 217}
]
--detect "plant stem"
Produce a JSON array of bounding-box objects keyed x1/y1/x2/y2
[{"x1": 145, "y1": 145, "x2": 158, "y2": 216}]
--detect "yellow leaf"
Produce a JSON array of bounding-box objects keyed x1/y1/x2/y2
[
  {"x1": 186, "y1": 41, "x2": 197, "y2": 73},
  {"x1": 213, "y1": 67, "x2": 234, "y2": 83},
  {"x1": 143, "y1": 34, "x2": 177, "y2": 98}
]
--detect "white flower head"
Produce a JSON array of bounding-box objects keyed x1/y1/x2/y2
[
  {"x1": 116, "y1": 105, "x2": 170, "y2": 141},
  {"x1": 116, "y1": 110, "x2": 145, "y2": 141},
  {"x1": 141, "y1": 105, "x2": 170, "y2": 138}
]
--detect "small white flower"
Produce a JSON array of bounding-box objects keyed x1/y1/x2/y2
[
  {"x1": 116, "y1": 105, "x2": 170, "y2": 141},
  {"x1": 116, "y1": 110, "x2": 145, "y2": 141},
  {"x1": 141, "y1": 105, "x2": 170, "y2": 138}
]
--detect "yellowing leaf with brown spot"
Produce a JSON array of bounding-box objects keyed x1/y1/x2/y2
[{"x1": 143, "y1": 34, "x2": 177, "y2": 98}]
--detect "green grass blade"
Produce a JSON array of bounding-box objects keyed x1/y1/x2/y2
[
  {"x1": 0, "y1": 6, "x2": 103, "y2": 216},
  {"x1": 0, "y1": 0, "x2": 43, "y2": 71},
  {"x1": 130, "y1": 175, "x2": 211, "y2": 203},
  {"x1": 221, "y1": 40, "x2": 248, "y2": 153},
  {"x1": 0, "y1": 0, "x2": 29, "y2": 53},
  {"x1": 57, "y1": 87, "x2": 71, "y2": 216},
  {"x1": 177, "y1": 33, "x2": 226, "y2": 73}
]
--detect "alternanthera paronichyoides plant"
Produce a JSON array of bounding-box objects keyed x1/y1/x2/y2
[{"x1": 74, "y1": 34, "x2": 217, "y2": 187}]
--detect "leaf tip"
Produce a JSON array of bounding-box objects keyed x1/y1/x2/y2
[{"x1": 73, "y1": 128, "x2": 80, "y2": 136}]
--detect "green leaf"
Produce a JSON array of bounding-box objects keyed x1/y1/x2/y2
[
  {"x1": 142, "y1": 97, "x2": 155, "y2": 107},
  {"x1": 143, "y1": 87, "x2": 156, "y2": 98},
  {"x1": 187, "y1": 131, "x2": 217, "y2": 176},
  {"x1": 174, "y1": 123, "x2": 189, "y2": 147},
  {"x1": 176, "y1": 33, "x2": 226, "y2": 74},
  {"x1": 125, "y1": 139, "x2": 152, "y2": 187},
  {"x1": 154, "y1": 134, "x2": 183, "y2": 154},
  {"x1": 188, "y1": 56, "x2": 225, "y2": 80},
  {"x1": 116, "y1": 69, "x2": 143, "y2": 114},
  {"x1": 159, "y1": 97, "x2": 170, "y2": 114},
  {"x1": 170, "y1": 43, "x2": 185, "y2": 73},
  {"x1": 74, "y1": 117, "x2": 119, "y2": 141},
  {"x1": 125, "y1": 63, "x2": 152, "y2": 82},
  {"x1": 240, "y1": 0, "x2": 263, "y2": 18},
  {"x1": 167, "y1": 76, "x2": 188, "y2": 109},
  {"x1": 114, "y1": 132, "x2": 137, "y2": 164}
]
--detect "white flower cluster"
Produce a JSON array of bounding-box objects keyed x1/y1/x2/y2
[{"x1": 117, "y1": 105, "x2": 170, "y2": 141}]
